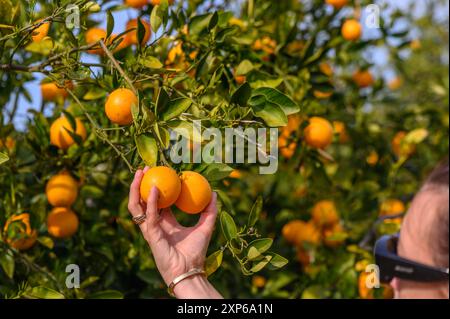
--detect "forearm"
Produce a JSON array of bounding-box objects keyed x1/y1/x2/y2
[{"x1": 173, "y1": 275, "x2": 223, "y2": 299}]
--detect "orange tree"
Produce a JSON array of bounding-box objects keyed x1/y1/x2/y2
[{"x1": 0, "y1": 0, "x2": 448, "y2": 298}]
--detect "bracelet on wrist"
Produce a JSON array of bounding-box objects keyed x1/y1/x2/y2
[{"x1": 167, "y1": 268, "x2": 206, "y2": 297}]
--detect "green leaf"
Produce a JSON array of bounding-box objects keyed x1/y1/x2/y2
[
  {"x1": 0, "y1": 152, "x2": 9, "y2": 165},
  {"x1": 404, "y1": 128, "x2": 429, "y2": 144},
  {"x1": 266, "y1": 252, "x2": 289, "y2": 270},
  {"x1": 202, "y1": 163, "x2": 233, "y2": 182},
  {"x1": 80, "y1": 185, "x2": 104, "y2": 199},
  {"x1": 250, "y1": 100, "x2": 288, "y2": 127},
  {"x1": 141, "y1": 56, "x2": 163, "y2": 69},
  {"x1": 106, "y1": 10, "x2": 114, "y2": 38},
  {"x1": 83, "y1": 87, "x2": 106, "y2": 100},
  {"x1": 247, "y1": 238, "x2": 273, "y2": 260},
  {"x1": 24, "y1": 286, "x2": 65, "y2": 299},
  {"x1": 251, "y1": 87, "x2": 299, "y2": 115},
  {"x1": 250, "y1": 255, "x2": 272, "y2": 273},
  {"x1": 0, "y1": 251, "x2": 15, "y2": 279},
  {"x1": 87, "y1": 290, "x2": 124, "y2": 299},
  {"x1": 189, "y1": 13, "x2": 214, "y2": 35},
  {"x1": 205, "y1": 250, "x2": 223, "y2": 276},
  {"x1": 235, "y1": 60, "x2": 254, "y2": 76},
  {"x1": 137, "y1": 18, "x2": 145, "y2": 47},
  {"x1": 135, "y1": 134, "x2": 158, "y2": 167},
  {"x1": 150, "y1": 5, "x2": 163, "y2": 32},
  {"x1": 220, "y1": 211, "x2": 238, "y2": 241},
  {"x1": 37, "y1": 236, "x2": 54, "y2": 249},
  {"x1": 248, "y1": 196, "x2": 263, "y2": 227},
  {"x1": 25, "y1": 37, "x2": 53, "y2": 55},
  {"x1": 156, "y1": 87, "x2": 170, "y2": 112},
  {"x1": 208, "y1": 11, "x2": 219, "y2": 30},
  {"x1": 231, "y1": 82, "x2": 251, "y2": 106},
  {"x1": 167, "y1": 120, "x2": 202, "y2": 142},
  {"x1": 161, "y1": 98, "x2": 192, "y2": 121}
]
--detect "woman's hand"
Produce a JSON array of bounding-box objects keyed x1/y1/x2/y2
[{"x1": 128, "y1": 167, "x2": 223, "y2": 299}]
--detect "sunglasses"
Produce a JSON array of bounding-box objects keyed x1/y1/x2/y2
[{"x1": 374, "y1": 234, "x2": 449, "y2": 283}]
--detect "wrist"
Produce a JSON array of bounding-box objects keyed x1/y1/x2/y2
[{"x1": 172, "y1": 274, "x2": 222, "y2": 299}]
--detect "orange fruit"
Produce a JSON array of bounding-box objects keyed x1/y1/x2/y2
[
  {"x1": 253, "y1": 36, "x2": 277, "y2": 55},
  {"x1": 296, "y1": 247, "x2": 312, "y2": 267},
  {"x1": 125, "y1": 0, "x2": 149, "y2": 8},
  {"x1": 46, "y1": 172, "x2": 79, "y2": 207},
  {"x1": 278, "y1": 135, "x2": 296, "y2": 159},
  {"x1": 50, "y1": 116, "x2": 87, "y2": 150},
  {"x1": 311, "y1": 200, "x2": 339, "y2": 227},
  {"x1": 391, "y1": 131, "x2": 416, "y2": 157},
  {"x1": 379, "y1": 199, "x2": 405, "y2": 217},
  {"x1": 151, "y1": 0, "x2": 174, "y2": 5},
  {"x1": 175, "y1": 171, "x2": 212, "y2": 214},
  {"x1": 47, "y1": 207, "x2": 79, "y2": 239},
  {"x1": 110, "y1": 33, "x2": 130, "y2": 52},
  {"x1": 31, "y1": 19, "x2": 50, "y2": 42},
  {"x1": 105, "y1": 88, "x2": 137, "y2": 125},
  {"x1": 323, "y1": 223, "x2": 346, "y2": 248},
  {"x1": 229, "y1": 17, "x2": 246, "y2": 29},
  {"x1": 341, "y1": 19, "x2": 362, "y2": 41},
  {"x1": 41, "y1": 81, "x2": 73, "y2": 102},
  {"x1": 333, "y1": 121, "x2": 350, "y2": 143},
  {"x1": 282, "y1": 220, "x2": 321, "y2": 246},
  {"x1": 140, "y1": 166, "x2": 181, "y2": 208},
  {"x1": 285, "y1": 40, "x2": 304, "y2": 55},
  {"x1": 0, "y1": 137, "x2": 15, "y2": 151},
  {"x1": 235, "y1": 73, "x2": 246, "y2": 85},
  {"x1": 125, "y1": 18, "x2": 151, "y2": 46},
  {"x1": 326, "y1": 0, "x2": 348, "y2": 9},
  {"x1": 366, "y1": 150, "x2": 379, "y2": 166},
  {"x1": 319, "y1": 62, "x2": 333, "y2": 77},
  {"x1": 85, "y1": 28, "x2": 107, "y2": 55},
  {"x1": 303, "y1": 117, "x2": 334, "y2": 149},
  {"x1": 3, "y1": 213, "x2": 37, "y2": 251},
  {"x1": 252, "y1": 275, "x2": 267, "y2": 288},
  {"x1": 388, "y1": 77, "x2": 403, "y2": 90},
  {"x1": 353, "y1": 70, "x2": 374, "y2": 88},
  {"x1": 313, "y1": 90, "x2": 333, "y2": 99},
  {"x1": 358, "y1": 272, "x2": 394, "y2": 299},
  {"x1": 228, "y1": 169, "x2": 242, "y2": 179},
  {"x1": 410, "y1": 39, "x2": 421, "y2": 50}
]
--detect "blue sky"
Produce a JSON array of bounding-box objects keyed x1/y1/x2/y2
[{"x1": 5, "y1": 0, "x2": 445, "y2": 130}]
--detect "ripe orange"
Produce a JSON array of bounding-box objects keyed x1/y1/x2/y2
[
  {"x1": 296, "y1": 247, "x2": 312, "y2": 267},
  {"x1": 366, "y1": 150, "x2": 379, "y2": 166},
  {"x1": 391, "y1": 131, "x2": 416, "y2": 157},
  {"x1": 228, "y1": 169, "x2": 242, "y2": 179},
  {"x1": 303, "y1": 117, "x2": 334, "y2": 149},
  {"x1": 325, "y1": 0, "x2": 348, "y2": 9},
  {"x1": 105, "y1": 88, "x2": 137, "y2": 125},
  {"x1": 341, "y1": 19, "x2": 362, "y2": 41},
  {"x1": 125, "y1": 0, "x2": 149, "y2": 8},
  {"x1": 388, "y1": 77, "x2": 403, "y2": 90},
  {"x1": 110, "y1": 33, "x2": 130, "y2": 52},
  {"x1": 151, "y1": 0, "x2": 174, "y2": 5},
  {"x1": 311, "y1": 200, "x2": 339, "y2": 227},
  {"x1": 3, "y1": 213, "x2": 37, "y2": 251},
  {"x1": 125, "y1": 18, "x2": 151, "y2": 46},
  {"x1": 175, "y1": 171, "x2": 212, "y2": 214},
  {"x1": 0, "y1": 136, "x2": 15, "y2": 151},
  {"x1": 41, "y1": 81, "x2": 73, "y2": 102},
  {"x1": 323, "y1": 223, "x2": 345, "y2": 248},
  {"x1": 47, "y1": 207, "x2": 79, "y2": 239},
  {"x1": 313, "y1": 90, "x2": 333, "y2": 99},
  {"x1": 252, "y1": 275, "x2": 267, "y2": 288},
  {"x1": 410, "y1": 39, "x2": 421, "y2": 50},
  {"x1": 140, "y1": 166, "x2": 181, "y2": 208},
  {"x1": 252, "y1": 36, "x2": 277, "y2": 55},
  {"x1": 85, "y1": 28, "x2": 107, "y2": 55},
  {"x1": 235, "y1": 73, "x2": 246, "y2": 85},
  {"x1": 50, "y1": 116, "x2": 87, "y2": 150},
  {"x1": 282, "y1": 220, "x2": 321, "y2": 246},
  {"x1": 379, "y1": 199, "x2": 405, "y2": 217},
  {"x1": 319, "y1": 62, "x2": 333, "y2": 77},
  {"x1": 31, "y1": 19, "x2": 50, "y2": 42},
  {"x1": 358, "y1": 272, "x2": 394, "y2": 299},
  {"x1": 46, "y1": 172, "x2": 79, "y2": 207},
  {"x1": 278, "y1": 135, "x2": 297, "y2": 159},
  {"x1": 353, "y1": 70, "x2": 374, "y2": 88},
  {"x1": 229, "y1": 17, "x2": 246, "y2": 29},
  {"x1": 333, "y1": 121, "x2": 350, "y2": 143}
]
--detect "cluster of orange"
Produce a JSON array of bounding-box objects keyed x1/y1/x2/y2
[
  {"x1": 45, "y1": 172, "x2": 80, "y2": 239},
  {"x1": 282, "y1": 200, "x2": 346, "y2": 268},
  {"x1": 140, "y1": 166, "x2": 212, "y2": 214},
  {"x1": 278, "y1": 115, "x2": 349, "y2": 158}
]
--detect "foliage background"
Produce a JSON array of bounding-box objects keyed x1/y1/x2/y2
[{"x1": 0, "y1": 0, "x2": 449, "y2": 299}]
